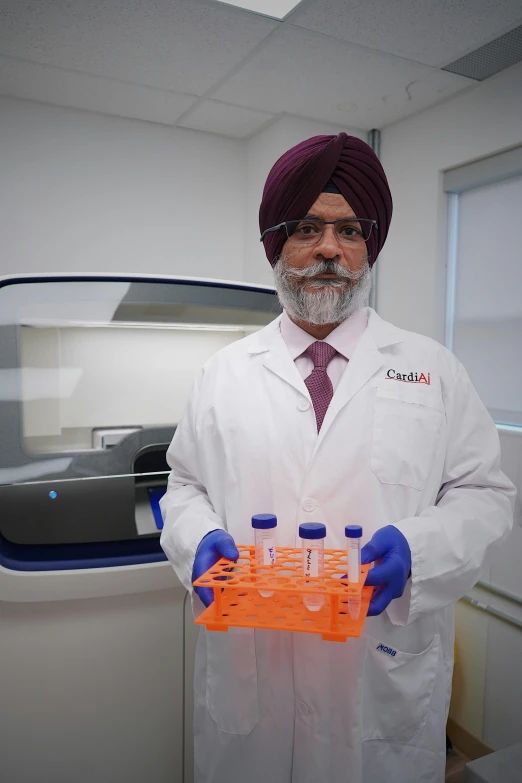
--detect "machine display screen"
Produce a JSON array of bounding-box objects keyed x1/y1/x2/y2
[{"x1": 148, "y1": 487, "x2": 167, "y2": 530}]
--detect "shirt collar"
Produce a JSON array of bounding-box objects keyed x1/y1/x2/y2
[{"x1": 280, "y1": 307, "x2": 369, "y2": 361}]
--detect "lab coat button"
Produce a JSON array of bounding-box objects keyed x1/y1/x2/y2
[
  {"x1": 298, "y1": 702, "x2": 309, "y2": 715},
  {"x1": 302, "y1": 498, "x2": 316, "y2": 512},
  {"x1": 297, "y1": 398, "x2": 310, "y2": 411}
]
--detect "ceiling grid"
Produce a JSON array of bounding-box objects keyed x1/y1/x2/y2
[{"x1": 0, "y1": 0, "x2": 520, "y2": 136}]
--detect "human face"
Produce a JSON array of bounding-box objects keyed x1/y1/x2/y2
[
  {"x1": 272, "y1": 193, "x2": 372, "y2": 334},
  {"x1": 280, "y1": 192, "x2": 369, "y2": 287}
]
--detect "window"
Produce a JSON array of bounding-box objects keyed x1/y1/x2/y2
[{"x1": 444, "y1": 146, "x2": 522, "y2": 429}]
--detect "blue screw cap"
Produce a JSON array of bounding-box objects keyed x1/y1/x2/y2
[
  {"x1": 299, "y1": 522, "x2": 326, "y2": 540},
  {"x1": 252, "y1": 514, "x2": 277, "y2": 530}
]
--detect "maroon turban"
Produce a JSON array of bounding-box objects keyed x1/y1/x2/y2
[{"x1": 259, "y1": 132, "x2": 392, "y2": 268}]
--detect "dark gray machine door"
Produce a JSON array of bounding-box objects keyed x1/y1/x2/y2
[{"x1": 0, "y1": 476, "x2": 137, "y2": 545}]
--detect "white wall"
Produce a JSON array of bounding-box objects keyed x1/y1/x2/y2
[
  {"x1": 0, "y1": 97, "x2": 365, "y2": 287},
  {"x1": 0, "y1": 97, "x2": 245, "y2": 281},
  {"x1": 378, "y1": 61, "x2": 522, "y2": 343}
]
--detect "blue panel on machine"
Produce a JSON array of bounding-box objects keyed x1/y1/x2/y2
[{"x1": 148, "y1": 487, "x2": 167, "y2": 530}]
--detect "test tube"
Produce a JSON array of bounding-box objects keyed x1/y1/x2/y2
[
  {"x1": 252, "y1": 514, "x2": 277, "y2": 598},
  {"x1": 299, "y1": 522, "x2": 326, "y2": 612},
  {"x1": 345, "y1": 525, "x2": 363, "y2": 619}
]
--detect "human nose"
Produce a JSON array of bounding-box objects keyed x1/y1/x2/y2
[{"x1": 312, "y1": 223, "x2": 342, "y2": 258}]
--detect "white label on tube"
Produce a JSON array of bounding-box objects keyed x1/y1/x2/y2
[
  {"x1": 304, "y1": 547, "x2": 319, "y2": 577},
  {"x1": 263, "y1": 538, "x2": 276, "y2": 566},
  {"x1": 347, "y1": 541, "x2": 360, "y2": 583}
]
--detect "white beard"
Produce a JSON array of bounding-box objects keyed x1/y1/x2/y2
[{"x1": 272, "y1": 255, "x2": 372, "y2": 326}]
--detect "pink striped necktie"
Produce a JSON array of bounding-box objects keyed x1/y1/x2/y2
[{"x1": 304, "y1": 341, "x2": 337, "y2": 432}]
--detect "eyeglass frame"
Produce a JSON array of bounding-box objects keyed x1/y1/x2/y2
[{"x1": 260, "y1": 217, "x2": 379, "y2": 244}]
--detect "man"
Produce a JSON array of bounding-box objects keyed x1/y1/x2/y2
[{"x1": 160, "y1": 133, "x2": 515, "y2": 783}]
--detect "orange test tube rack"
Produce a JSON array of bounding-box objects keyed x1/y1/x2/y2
[{"x1": 193, "y1": 545, "x2": 373, "y2": 642}]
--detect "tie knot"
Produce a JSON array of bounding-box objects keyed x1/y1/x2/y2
[{"x1": 305, "y1": 341, "x2": 337, "y2": 370}]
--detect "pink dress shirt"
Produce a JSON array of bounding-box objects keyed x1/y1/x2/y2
[{"x1": 279, "y1": 307, "x2": 369, "y2": 391}]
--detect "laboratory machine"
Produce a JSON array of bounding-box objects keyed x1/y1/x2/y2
[{"x1": 0, "y1": 274, "x2": 281, "y2": 783}]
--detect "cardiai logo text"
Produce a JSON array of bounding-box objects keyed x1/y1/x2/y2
[{"x1": 386, "y1": 369, "x2": 431, "y2": 384}]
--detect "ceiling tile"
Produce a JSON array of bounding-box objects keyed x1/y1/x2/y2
[
  {"x1": 178, "y1": 99, "x2": 276, "y2": 138},
  {"x1": 292, "y1": 0, "x2": 522, "y2": 68},
  {"x1": 212, "y1": 25, "x2": 475, "y2": 129},
  {"x1": 0, "y1": 0, "x2": 279, "y2": 95},
  {"x1": 0, "y1": 56, "x2": 198, "y2": 125}
]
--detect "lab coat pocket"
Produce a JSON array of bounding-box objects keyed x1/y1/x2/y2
[
  {"x1": 362, "y1": 634, "x2": 440, "y2": 741},
  {"x1": 206, "y1": 627, "x2": 258, "y2": 735},
  {"x1": 370, "y1": 398, "x2": 443, "y2": 490}
]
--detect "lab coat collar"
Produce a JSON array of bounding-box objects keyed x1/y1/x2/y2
[
  {"x1": 364, "y1": 307, "x2": 404, "y2": 349},
  {"x1": 247, "y1": 308, "x2": 403, "y2": 356},
  {"x1": 246, "y1": 314, "x2": 283, "y2": 355},
  {"x1": 256, "y1": 318, "x2": 310, "y2": 397}
]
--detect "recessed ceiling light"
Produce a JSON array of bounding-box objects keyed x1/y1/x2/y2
[{"x1": 213, "y1": 0, "x2": 301, "y2": 21}]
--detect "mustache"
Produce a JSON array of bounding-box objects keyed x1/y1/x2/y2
[
  {"x1": 272, "y1": 257, "x2": 372, "y2": 326},
  {"x1": 282, "y1": 259, "x2": 366, "y2": 282}
]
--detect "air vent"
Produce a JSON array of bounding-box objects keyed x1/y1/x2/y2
[{"x1": 442, "y1": 24, "x2": 522, "y2": 81}]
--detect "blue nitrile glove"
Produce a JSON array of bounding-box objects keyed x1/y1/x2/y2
[
  {"x1": 361, "y1": 526, "x2": 412, "y2": 617},
  {"x1": 192, "y1": 529, "x2": 239, "y2": 608}
]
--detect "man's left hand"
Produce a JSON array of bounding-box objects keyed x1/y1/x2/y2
[{"x1": 361, "y1": 526, "x2": 412, "y2": 616}]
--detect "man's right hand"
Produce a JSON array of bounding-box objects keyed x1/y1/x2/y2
[{"x1": 192, "y1": 529, "x2": 239, "y2": 607}]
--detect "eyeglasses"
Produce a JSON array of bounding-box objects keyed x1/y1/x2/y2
[{"x1": 260, "y1": 217, "x2": 378, "y2": 246}]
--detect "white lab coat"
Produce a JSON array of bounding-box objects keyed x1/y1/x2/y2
[{"x1": 160, "y1": 308, "x2": 515, "y2": 783}]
